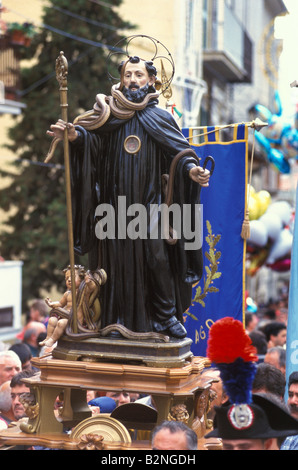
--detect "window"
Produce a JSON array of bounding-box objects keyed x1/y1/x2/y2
[{"x1": 0, "y1": 307, "x2": 13, "y2": 328}]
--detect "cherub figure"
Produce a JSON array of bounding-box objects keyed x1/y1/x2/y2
[
  {"x1": 40, "y1": 265, "x2": 86, "y2": 348},
  {"x1": 40, "y1": 265, "x2": 106, "y2": 348}
]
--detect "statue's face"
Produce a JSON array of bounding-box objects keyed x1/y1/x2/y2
[
  {"x1": 65, "y1": 270, "x2": 82, "y2": 289},
  {"x1": 123, "y1": 60, "x2": 155, "y2": 90}
]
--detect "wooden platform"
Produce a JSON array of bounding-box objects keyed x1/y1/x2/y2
[
  {"x1": 0, "y1": 423, "x2": 222, "y2": 450},
  {"x1": 0, "y1": 355, "x2": 221, "y2": 450}
]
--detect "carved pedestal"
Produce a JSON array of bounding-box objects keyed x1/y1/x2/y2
[
  {"x1": 52, "y1": 335, "x2": 194, "y2": 368},
  {"x1": 0, "y1": 354, "x2": 218, "y2": 450}
]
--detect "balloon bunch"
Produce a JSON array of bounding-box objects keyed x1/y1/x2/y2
[
  {"x1": 246, "y1": 186, "x2": 294, "y2": 276},
  {"x1": 250, "y1": 91, "x2": 298, "y2": 174}
]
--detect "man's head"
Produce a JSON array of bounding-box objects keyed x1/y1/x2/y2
[
  {"x1": 262, "y1": 321, "x2": 287, "y2": 347},
  {"x1": 248, "y1": 330, "x2": 267, "y2": 355},
  {"x1": 252, "y1": 362, "x2": 286, "y2": 400},
  {"x1": 287, "y1": 371, "x2": 298, "y2": 419},
  {"x1": 151, "y1": 421, "x2": 198, "y2": 450},
  {"x1": 200, "y1": 368, "x2": 228, "y2": 420},
  {"x1": 29, "y1": 299, "x2": 48, "y2": 322},
  {"x1": 23, "y1": 321, "x2": 46, "y2": 348},
  {"x1": 0, "y1": 351, "x2": 21, "y2": 386},
  {"x1": 9, "y1": 343, "x2": 32, "y2": 371},
  {"x1": 245, "y1": 312, "x2": 259, "y2": 332},
  {"x1": 10, "y1": 370, "x2": 36, "y2": 420},
  {"x1": 105, "y1": 391, "x2": 131, "y2": 407},
  {"x1": 205, "y1": 395, "x2": 298, "y2": 450},
  {"x1": 221, "y1": 438, "x2": 274, "y2": 451},
  {"x1": 118, "y1": 56, "x2": 157, "y2": 103},
  {"x1": 264, "y1": 346, "x2": 286, "y2": 375}
]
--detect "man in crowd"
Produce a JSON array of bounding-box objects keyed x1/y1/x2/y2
[
  {"x1": 205, "y1": 393, "x2": 298, "y2": 450},
  {"x1": 262, "y1": 321, "x2": 287, "y2": 349},
  {"x1": 10, "y1": 370, "x2": 36, "y2": 421},
  {"x1": 287, "y1": 371, "x2": 298, "y2": 420},
  {"x1": 151, "y1": 421, "x2": 198, "y2": 450},
  {"x1": 0, "y1": 351, "x2": 21, "y2": 386},
  {"x1": 264, "y1": 346, "x2": 286, "y2": 376},
  {"x1": 252, "y1": 362, "x2": 286, "y2": 401},
  {"x1": 105, "y1": 391, "x2": 131, "y2": 407},
  {"x1": 280, "y1": 371, "x2": 298, "y2": 450},
  {"x1": 9, "y1": 343, "x2": 33, "y2": 371}
]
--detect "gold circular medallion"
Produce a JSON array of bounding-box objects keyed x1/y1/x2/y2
[
  {"x1": 70, "y1": 416, "x2": 132, "y2": 443},
  {"x1": 124, "y1": 135, "x2": 141, "y2": 154}
]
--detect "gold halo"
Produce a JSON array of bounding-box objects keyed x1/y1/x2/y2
[{"x1": 107, "y1": 35, "x2": 175, "y2": 94}]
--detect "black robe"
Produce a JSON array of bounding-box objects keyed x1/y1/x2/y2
[{"x1": 69, "y1": 98, "x2": 203, "y2": 333}]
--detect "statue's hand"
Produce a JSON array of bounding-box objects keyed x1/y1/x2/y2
[
  {"x1": 45, "y1": 297, "x2": 54, "y2": 308},
  {"x1": 46, "y1": 119, "x2": 78, "y2": 142},
  {"x1": 189, "y1": 166, "x2": 210, "y2": 187}
]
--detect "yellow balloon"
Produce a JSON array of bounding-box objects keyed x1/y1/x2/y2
[
  {"x1": 257, "y1": 190, "x2": 271, "y2": 217},
  {"x1": 249, "y1": 193, "x2": 261, "y2": 220},
  {"x1": 248, "y1": 185, "x2": 256, "y2": 195}
]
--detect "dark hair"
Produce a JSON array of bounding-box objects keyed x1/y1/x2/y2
[
  {"x1": 288, "y1": 371, "x2": 298, "y2": 388},
  {"x1": 253, "y1": 362, "x2": 286, "y2": 398},
  {"x1": 263, "y1": 309, "x2": 276, "y2": 320},
  {"x1": 151, "y1": 420, "x2": 197, "y2": 450},
  {"x1": 10, "y1": 370, "x2": 36, "y2": 388},
  {"x1": 245, "y1": 312, "x2": 254, "y2": 323},
  {"x1": 118, "y1": 56, "x2": 157, "y2": 77},
  {"x1": 249, "y1": 330, "x2": 267, "y2": 355},
  {"x1": 262, "y1": 321, "x2": 286, "y2": 342},
  {"x1": 9, "y1": 343, "x2": 32, "y2": 365}
]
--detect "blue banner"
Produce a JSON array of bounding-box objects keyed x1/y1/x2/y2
[
  {"x1": 182, "y1": 125, "x2": 248, "y2": 357},
  {"x1": 285, "y1": 184, "x2": 298, "y2": 398}
]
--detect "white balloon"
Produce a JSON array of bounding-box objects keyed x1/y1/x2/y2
[
  {"x1": 267, "y1": 228, "x2": 293, "y2": 264},
  {"x1": 248, "y1": 220, "x2": 268, "y2": 247},
  {"x1": 266, "y1": 201, "x2": 292, "y2": 226},
  {"x1": 259, "y1": 212, "x2": 282, "y2": 241}
]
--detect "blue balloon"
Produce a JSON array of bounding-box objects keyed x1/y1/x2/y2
[
  {"x1": 252, "y1": 91, "x2": 298, "y2": 174},
  {"x1": 267, "y1": 148, "x2": 291, "y2": 174}
]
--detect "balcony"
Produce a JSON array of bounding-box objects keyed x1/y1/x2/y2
[
  {"x1": 0, "y1": 34, "x2": 26, "y2": 115},
  {"x1": 203, "y1": 3, "x2": 253, "y2": 83}
]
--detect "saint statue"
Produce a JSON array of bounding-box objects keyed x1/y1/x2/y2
[{"x1": 47, "y1": 45, "x2": 210, "y2": 341}]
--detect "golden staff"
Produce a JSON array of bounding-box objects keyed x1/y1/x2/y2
[{"x1": 55, "y1": 51, "x2": 78, "y2": 333}]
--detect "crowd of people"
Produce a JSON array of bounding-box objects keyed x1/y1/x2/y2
[{"x1": 0, "y1": 294, "x2": 298, "y2": 451}]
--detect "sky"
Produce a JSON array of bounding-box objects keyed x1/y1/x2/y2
[{"x1": 275, "y1": 0, "x2": 298, "y2": 118}]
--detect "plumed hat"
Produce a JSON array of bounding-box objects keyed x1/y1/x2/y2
[{"x1": 205, "y1": 317, "x2": 298, "y2": 439}]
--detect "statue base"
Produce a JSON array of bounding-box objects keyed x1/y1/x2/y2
[
  {"x1": 0, "y1": 355, "x2": 223, "y2": 451},
  {"x1": 51, "y1": 335, "x2": 193, "y2": 368}
]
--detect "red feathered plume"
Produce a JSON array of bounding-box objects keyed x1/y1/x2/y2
[{"x1": 207, "y1": 317, "x2": 258, "y2": 364}]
